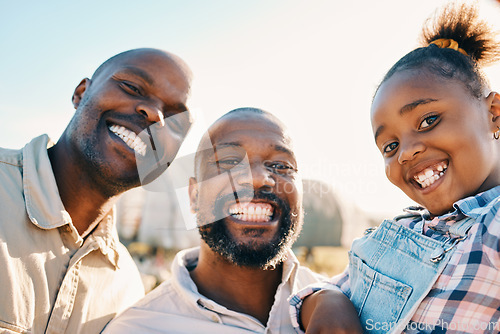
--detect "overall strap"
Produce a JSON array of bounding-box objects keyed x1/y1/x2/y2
[{"x1": 448, "y1": 217, "x2": 476, "y2": 238}]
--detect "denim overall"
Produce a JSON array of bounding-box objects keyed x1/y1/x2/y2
[{"x1": 347, "y1": 214, "x2": 475, "y2": 334}]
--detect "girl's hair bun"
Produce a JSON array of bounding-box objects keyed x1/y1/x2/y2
[{"x1": 421, "y1": 2, "x2": 500, "y2": 66}]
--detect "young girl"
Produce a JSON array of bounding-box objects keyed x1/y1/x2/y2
[{"x1": 291, "y1": 2, "x2": 500, "y2": 333}]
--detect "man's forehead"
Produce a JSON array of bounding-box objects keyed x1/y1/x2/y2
[
  {"x1": 213, "y1": 141, "x2": 293, "y2": 155},
  {"x1": 92, "y1": 48, "x2": 190, "y2": 81},
  {"x1": 207, "y1": 116, "x2": 294, "y2": 154},
  {"x1": 210, "y1": 113, "x2": 285, "y2": 138},
  {"x1": 114, "y1": 50, "x2": 172, "y2": 66},
  {"x1": 114, "y1": 66, "x2": 155, "y2": 84}
]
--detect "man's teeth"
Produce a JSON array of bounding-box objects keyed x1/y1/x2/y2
[
  {"x1": 414, "y1": 162, "x2": 448, "y2": 189},
  {"x1": 108, "y1": 124, "x2": 147, "y2": 156},
  {"x1": 228, "y1": 203, "x2": 274, "y2": 222}
]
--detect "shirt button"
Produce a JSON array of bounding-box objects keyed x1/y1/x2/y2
[{"x1": 211, "y1": 315, "x2": 219, "y2": 322}]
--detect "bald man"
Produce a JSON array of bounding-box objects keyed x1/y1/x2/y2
[
  {"x1": 104, "y1": 108, "x2": 360, "y2": 333},
  {"x1": 0, "y1": 48, "x2": 193, "y2": 333}
]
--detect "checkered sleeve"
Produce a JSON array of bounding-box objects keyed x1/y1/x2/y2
[
  {"x1": 288, "y1": 269, "x2": 350, "y2": 333},
  {"x1": 481, "y1": 200, "x2": 500, "y2": 268}
]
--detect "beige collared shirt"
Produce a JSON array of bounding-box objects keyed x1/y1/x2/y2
[
  {"x1": 103, "y1": 247, "x2": 326, "y2": 334},
  {"x1": 0, "y1": 135, "x2": 145, "y2": 334}
]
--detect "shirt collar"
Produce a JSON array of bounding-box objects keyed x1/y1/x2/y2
[
  {"x1": 403, "y1": 185, "x2": 500, "y2": 220},
  {"x1": 86, "y1": 212, "x2": 122, "y2": 268},
  {"x1": 281, "y1": 250, "x2": 300, "y2": 289},
  {"x1": 22, "y1": 134, "x2": 122, "y2": 268},
  {"x1": 23, "y1": 135, "x2": 71, "y2": 229},
  {"x1": 171, "y1": 247, "x2": 300, "y2": 315},
  {"x1": 453, "y1": 185, "x2": 500, "y2": 218}
]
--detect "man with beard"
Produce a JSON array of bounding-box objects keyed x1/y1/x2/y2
[
  {"x1": 103, "y1": 108, "x2": 360, "y2": 333},
  {"x1": 0, "y1": 48, "x2": 193, "y2": 333}
]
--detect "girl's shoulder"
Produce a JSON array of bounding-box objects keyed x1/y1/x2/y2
[{"x1": 455, "y1": 186, "x2": 500, "y2": 227}]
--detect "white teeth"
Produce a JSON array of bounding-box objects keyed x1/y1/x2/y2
[
  {"x1": 114, "y1": 125, "x2": 124, "y2": 135},
  {"x1": 133, "y1": 137, "x2": 142, "y2": 147},
  {"x1": 108, "y1": 124, "x2": 147, "y2": 156},
  {"x1": 413, "y1": 162, "x2": 448, "y2": 189},
  {"x1": 228, "y1": 203, "x2": 274, "y2": 222}
]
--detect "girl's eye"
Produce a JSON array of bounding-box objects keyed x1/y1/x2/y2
[
  {"x1": 419, "y1": 115, "x2": 439, "y2": 129},
  {"x1": 383, "y1": 142, "x2": 399, "y2": 154}
]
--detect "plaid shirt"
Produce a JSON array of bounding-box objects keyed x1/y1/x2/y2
[{"x1": 290, "y1": 186, "x2": 500, "y2": 333}]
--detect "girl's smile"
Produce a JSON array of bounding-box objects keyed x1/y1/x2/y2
[{"x1": 411, "y1": 160, "x2": 447, "y2": 189}]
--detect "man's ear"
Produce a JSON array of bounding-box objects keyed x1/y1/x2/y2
[
  {"x1": 72, "y1": 78, "x2": 90, "y2": 109},
  {"x1": 188, "y1": 177, "x2": 199, "y2": 214}
]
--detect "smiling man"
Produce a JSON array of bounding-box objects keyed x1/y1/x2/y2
[
  {"x1": 103, "y1": 108, "x2": 359, "y2": 333},
  {"x1": 0, "y1": 48, "x2": 192, "y2": 333}
]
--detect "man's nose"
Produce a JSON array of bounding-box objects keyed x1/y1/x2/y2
[
  {"x1": 136, "y1": 101, "x2": 165, "y2": 127},
  {"x1": 236, "y1": 163, "x2": 276, "y2": 190},
  {"x1": 398, "y1": 139, "x2": 426, "y2": 164}
]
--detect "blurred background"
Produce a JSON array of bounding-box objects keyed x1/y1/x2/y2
[{"x1": 2, "y1": 0, "x2": 500, "y2": 290}]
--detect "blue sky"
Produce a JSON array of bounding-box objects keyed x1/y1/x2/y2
[{"x1": 2, "y1": 0, "x2": 500, "y2": 215}]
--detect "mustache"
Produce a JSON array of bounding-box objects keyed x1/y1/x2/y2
[{"x1": 215, "y1": 189, "x2": 284, "y2": 209}]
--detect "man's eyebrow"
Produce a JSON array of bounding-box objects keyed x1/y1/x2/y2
[
  {"x1": 214, "y1": 142, "x2": 242, "y2": 150},
  {"x1": 400, "y1": 98, "x2": 438, "y2": 115},
  {"x1": 213, "y1": 142, "x2": 294, "y2": 157},
  {"x1": 273, "y1": 144, "x2": 294, "y2": 157},
  {"x1": 117, "y1": 66, "x2": 155, "y2": 85}
]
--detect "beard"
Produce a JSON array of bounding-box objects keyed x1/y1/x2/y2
[
  {"x1": 197, "y1": 190, "x2": 302, "y2": 270},
  {"x1": 67, "y1": 98, "x2": 142, "y2": 196},
  {"x1": 77, "y1": 130, "x2": 141, "y2": 195}
]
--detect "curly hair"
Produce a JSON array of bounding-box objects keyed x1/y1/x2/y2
[{"x1": 377, "y1": 2, "x2": 500, "y2": 99}]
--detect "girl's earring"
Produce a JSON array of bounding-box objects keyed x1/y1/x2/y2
[{"x1": 494, "y1": 126, "x2": 500, "y2": 140}]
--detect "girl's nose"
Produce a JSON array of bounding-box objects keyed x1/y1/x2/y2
[{"x1": 398, "y1": 140, "x2": 426, "y2": 164}]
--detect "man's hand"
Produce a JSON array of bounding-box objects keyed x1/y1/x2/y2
[{"x1": 300, "y1": 289, "x2": 363, "y2": 334}]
